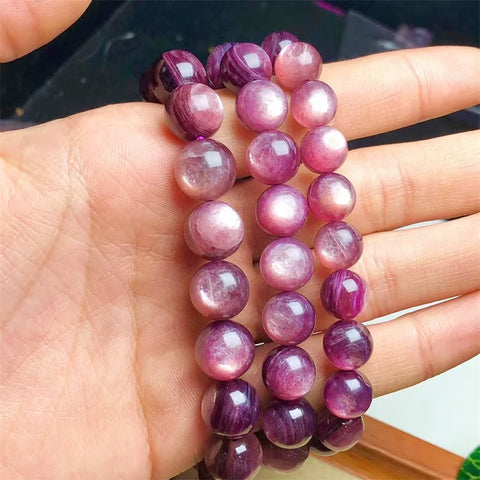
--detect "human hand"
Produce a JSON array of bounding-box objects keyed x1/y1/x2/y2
[{"x1": 1, "y1": 4, "x2": 479, "y2": 479}]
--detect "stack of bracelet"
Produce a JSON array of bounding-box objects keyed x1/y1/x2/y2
[{"x1": 140, "y1": 30, "x2": 373, "y2": 480}]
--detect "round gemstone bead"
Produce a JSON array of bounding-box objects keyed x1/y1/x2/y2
[
  {"x1": 190, "y1": 261, "x2": 249, "y2": 320},
  {"x1": 321, "y1": 269, "x2": 367, "y2": 320},
  {"x1": 261, "y1": 31, "x2": 299, "y2": 71},
  {"x1": 275, "y1": 42, "x2": 322, "y2": 89},
  {"x1": 220, "y1": 42, "x2": 273, "y2": 92},
  {"x1": 166, "y1": 83, "x2": 223, "y2": 141},
  {"x1": 301, "y1": 126, "x2": 348, "y2": 173},
  {"x1": 323, "y1": 320, "x2": 373, "y2": 370},
  {"x1": 260, "y1": 238, "x2": 314, "y2": 291},
  {"x1": 263, "y1": 398, "x2": 316, "y2": 449},
  {"x1": 291, "y1": 80, "x2": 337, "y2": 128},
  {"x1": 175, "y1": 139, "x2": 236, "y2": 201},
  {"x1": 184, "y1": 201, "x2": 244, "y2": 260},
  {"x1": 195, "y1": 320, "x2": 255, "y2": 381},
  {"x1": 236, "y1": 80, "x2": 288, "y2": 132},
  {"x1": 323, "y1": 370, "x2": 373, "y2": 419},
  {"x1": 204, "y1": 433, "x2": 263, "y2": 480},
  {"x1": 308, "y1": 173, "x2": 356, "y2": 222},
  {"x1": 262, "y1": 292, "x2": 316, "y2": 345},
  {"x1": 314, "y1": 221, "x2": 363, "y2": 270},
  {"x1": 139, "y1": 68, "x2": 158, "y2": 103},
  {"x1": 201, "y1": 379, "x2": 260, "y2": 437},
  {"x1": 256, "y1": 185, "x2": 308, "y2": 237},
  {"x1": 315, "y1": 407, "x2": 365, "y2": 451},
  {"x1": 148, "y1": 50, "x2": 207, "y2": 104},
  {"x1": 247, "y1": 130, "x2": 300, "y2": 185},
  {"x1": 262, "y1": 346, "x2": 316, "y2": 400},
  {"x1": 206, "y1": 42, "x2": 236, "y2": 89},
  {"x1": 260, "y1": 433, "x2": 309, "y2": 473}
]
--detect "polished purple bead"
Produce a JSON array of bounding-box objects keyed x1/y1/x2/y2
[
  {"x1": 261, "y1": 31, "x2": 299, "y2": 71},
  {"x1": 201, "y1": 379, "x2": 261, "y2": 437},
  {"x1": 195, "y1": 320, "x2": 255, "y2": 381},
  {"x1": 308, "y1": 173, "x2": 356, "y2": 222},
  {"x1": 291, "y1": 80, "x2": 337, "y2": 128},
  {"x1": 206, "y1": 42, "x2": 236, "y2": 89},
  {"x1": 275, "y1": 42, "x2": 323, "y2": 90},
  {"x1": 139, "y1": 68, "x2": 159, "y2": 103},
  {"x1": 262, "y1": 346, "x2": 316, "y2": 400},
  {"x1": 185, "y1": 201, "x2": 244, "y2": 260},
  {"x1": 247, "y1": 131, "x2": 300, "y2": 185},
  {"x1": 260, "y1": 238, "x2": 313, "y2": 291},
  {"x1": 236, "y1": 80, "x2": 288, "y2": 132},
  {"x1": 204, "y1": 433, "x2": 263, "y2": 480},
  {"x1": 175, "y1": 139, "x2": 236, "y2": 201},
  {"x1": 323, "y1": 370, "x2": 373, "y2": 419},
  {"x1": 256, "y1": 185, "x2": 308, "y2": 237},
  {"x1": 301, "y1": 126, "x2": 348, "y2": 173},
  {"x1": 220, "y1": 42, "x2": 273, "y2": 92},
  {"x1": 315, "y1": 407, "x2": 364, "y2": 451},
  {"x1": 260, "y1": 433, "x2": 309, "y2": 472},
  {"x1": 190, "y1": 261, "x2": 249, "y2": 320},
  {"x1": 166, "y1": 83, "x2": 223, "y2": 141},
  {"x1": 323, "y1": 320, "x2": 373, "y2": 370},
  {"x1": 321, "y1": 270, "x2": 367, "y2": 320},
  {"x1": 309, "y1": 438, "x2": 337, "y2": 456},
  {"x1": 148, "y1": 50, "x2": 207, "y2": 103},
  {"x1": 262, "y1": 292, "x2": 315, "y2": 345},
  {"x1": 314, "y1": 221, "x2": 363, "y2": 270},
  {"x1": 263, "y1": 398, "x2": 316, "y2": 449}
]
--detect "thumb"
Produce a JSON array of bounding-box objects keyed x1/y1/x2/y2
[{"x1": 0, "y1": 0, "x2": 92, "y2": 63}]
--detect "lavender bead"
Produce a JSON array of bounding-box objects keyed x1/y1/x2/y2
[
  {"x1": 259, "y1": 432, "x2": 309, "y2": 472},
  {"x1": 166, "y1": 83, "x2": 223, "y2": 141},
  {"x1": 260, "y1": 238, "x2": 313, "y2": 291},
  {"x1": 262, "y1": 346, "x2": 316, "y2": 400},
  {"x1": 206, "y1": 42, "x2": 236, "y2": 89},
  {"x1": 321, "y1": 270, "x2": 367, "y2": 320},
  {"x1": 256, "y1": 185, "x2": 308, "y2": 237},
  {"x1": 261, "y1": 31, "x2": 299, "y2": 71},
  {"x1": 263, "y1": 398, "x2": 316, "y2": 449},
  {"x1": 185, "y1": 201, "x2": 244, "y2": 260},
  {"x1": 204, "y1": 433, "x2": 262, "y2": 480},
  {"x1": 323, "y1": 320, "x2": 373, "y2": 370},
  {"x1": 323, "y1": 370, "x2": 373, "y2": 419},
  {"x1": 301, "y1": 126, "x2": 348, "y2": 173},
  {"x1": 315, "y1": 407, "x2": 364, "y2": 451},
  {"x1": 275, "y1": 42, "x2": 323, "y2": 89},
  {"x1": 175, "y1": 139, "x2": 236, "y2": 201},
  {"x1": 314, "y1": 221, "x2": 363, "y2": 270},
  {"x1": 308, "y1": 173, "x2": 356, "y2": 222},
  {"x1": 291, "y1": 80, "x2": 337, "y2": 128},
  {"x1": 236, "y1": 80, "x2": 288, "y2": 132},
  {"x1": 139, "y1": 68, "x2": 159, "y2": 103},
  {"x1": 190, "y1": 261, "x2": 249, "y2": 320},
  {"x1": 201, "y1": 380, "x2": 260, "y2": 436},
  {"x1": 262, "y1": 292, "x2": 315, "y2": 345},
  {"x1": 220, "y1": 43, "x2": 272, "y2": 92},
  {"x1": 148, "y1": 50, "x2": 207, "y2": 103},
  {"x1": 195, "y1": 320, "x2": 255, "y2": 381},
  {"x1": 247, "y1": 131, "x2": 300, "y2": 185}
]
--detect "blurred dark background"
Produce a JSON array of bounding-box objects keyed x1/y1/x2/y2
[{"x1": 1, "y1": 0, "x2": 478, "y2": 144}]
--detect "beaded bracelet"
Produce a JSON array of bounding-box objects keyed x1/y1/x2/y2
[{"x1": 140, "y1": 30, "x2": 373, "y2": 480}]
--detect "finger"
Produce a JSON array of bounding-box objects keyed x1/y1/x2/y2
[
  {"x1": 244, "y1": 290, "x2": 480, "y2": 404},
  {"x1": 0, "y1": 0, "x2": 92, "y2": 62},
  {"x1": 214, "y1": 46, "x2": 480, "y2": 177},
  {"x1": 228, "y1": 129, "x2": 480, "y2": 257},
  {"x1": 303, "y1": 213, "x2": 480, "y2": 329}
]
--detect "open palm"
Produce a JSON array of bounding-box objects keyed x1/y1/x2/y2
[{"x1": 1, "y1": 5, "x2": 480, "y2": 479}]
